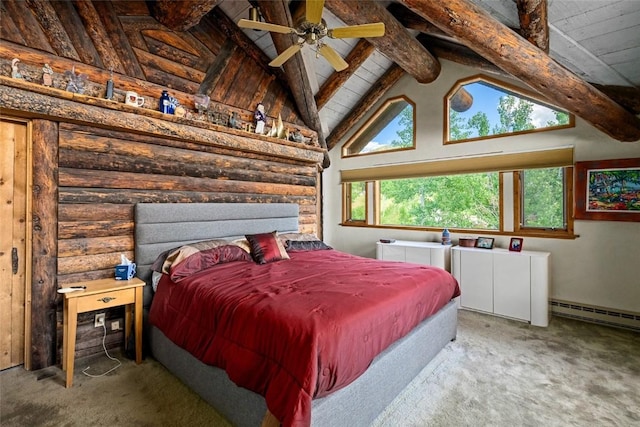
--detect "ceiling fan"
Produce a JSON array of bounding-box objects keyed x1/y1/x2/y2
[{"x1": 238, "y1": 0, "x2": 385, "y2": 72}]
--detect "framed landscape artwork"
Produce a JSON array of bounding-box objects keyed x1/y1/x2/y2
[{"x1": 574, "y1": 158, "x2": 640, "y2": 222}]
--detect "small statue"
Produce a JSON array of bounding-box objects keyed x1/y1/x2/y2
[
  {"x1": 11, "y1": 58, "x2": 23, "y2": 79},
  {"x1": 42, "y1": 63, "x2": 53, "y2": 87},
  {"x1": 289, "y1": 129, "x2": 304, "y2": 143},
  {"x1": 105, "y1": 68, "x2": 114, "y2": 99},
  {"x1": 254, "y1": 102, "x2": 266, "y2": 134},
  {"x1": 64, "y1": 65, "x2": 88, "y2": 94},
  {"x1": 229, "y1": 112, "x2": 242, "y2": 129}
]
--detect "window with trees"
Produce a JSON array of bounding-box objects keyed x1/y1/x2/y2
[
  {"x1": 445, "y1": 75, "x2": 574, "y2": 143},
  {"x1": 341, "y1": 149, "x2": 575, "y2": 238},
  {"x1": 342, "y1": 95, "x2": 415, "y2": 157},
  {"x1": 344, "y1": 168, "x2": 573, "y2": 237}
]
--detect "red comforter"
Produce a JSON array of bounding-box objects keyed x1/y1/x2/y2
[{"x1": 149, "y1": 249, "x2": 460, "y2": 426}]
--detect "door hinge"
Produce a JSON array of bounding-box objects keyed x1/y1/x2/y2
[{"x1": 12, "y1": 247, "x2": 18, "y2": 274}]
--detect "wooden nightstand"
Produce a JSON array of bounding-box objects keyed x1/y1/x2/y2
[{"x1": 62, "y1": 277, "x2": 145, "y2": 388}]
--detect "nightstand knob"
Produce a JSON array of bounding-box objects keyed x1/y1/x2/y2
[{"x1": 98, "y1": 296, "x2": 115, "y2": 303}]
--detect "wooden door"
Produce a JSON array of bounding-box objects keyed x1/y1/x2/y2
[{"x1": 1, "y1": 119, "x2": 29, "y2": 370}]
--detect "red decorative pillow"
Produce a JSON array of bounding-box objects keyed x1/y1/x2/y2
[
  {"x1": 169, "y1": 245, "x2": 252, "y2": 282},
  {"x1": 245, "y1": 231, "x2": 290, "y2": 264}
]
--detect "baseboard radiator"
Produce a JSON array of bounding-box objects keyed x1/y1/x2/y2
[{"x1": 550, "y1": 300, "x2": 640, "y2": 332}]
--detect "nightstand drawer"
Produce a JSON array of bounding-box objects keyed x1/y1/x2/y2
[{"x1": 76, "y1": 288, "x2": 136, "y2": 312}]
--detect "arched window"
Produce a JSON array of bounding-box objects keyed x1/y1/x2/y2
[
  {"x1": 445, "y1": 75, "x2": 574, "y2": 143},
  {"x1": 342, "y1": 95, "x2": 415, "y2": 157}
]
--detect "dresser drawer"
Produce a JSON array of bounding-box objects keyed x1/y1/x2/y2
[{"x1": 76, "y1": 288, "x2": 136, "y2": 312}]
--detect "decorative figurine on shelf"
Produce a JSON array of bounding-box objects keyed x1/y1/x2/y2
[
  {"x1": 11, "y1": 58, "x2": 23, "y2": 79},
  {"x1": 159, "y1": 90, "x2": 173, "y2": 114},
  {"x1": 105, "y1": 68, "x2": 114, "y2": 100},
  {"x1": 194, "y1": 93, "x2": 210, "y2": 115},
  {"x1": 41, "y1": 63, "x2": 53, "y2": 87},
  {"x1": 254, "y1": 102, "x2": 266, "y2": 134},
  {"x1": 64, "y1": 65, "x2": 87, "y2": 94},
  {"x1": 289, "y1": 128, "x2": 304, "y2": 143},
  {"x1": 229, "y1": 112, "x2": 241, "y2": 129}
]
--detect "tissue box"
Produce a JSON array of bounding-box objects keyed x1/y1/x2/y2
[{"x1": 115, "y1": 263, "x2": 136, "y2": 280}]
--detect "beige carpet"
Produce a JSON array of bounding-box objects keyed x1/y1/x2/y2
[{"x1": 2, "y1": 310, "x2": 639, "y2": 426}]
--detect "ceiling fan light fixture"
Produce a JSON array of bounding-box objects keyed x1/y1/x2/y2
[{"x1": 248, "y1": 7, "x2": 260, "y2": 22}]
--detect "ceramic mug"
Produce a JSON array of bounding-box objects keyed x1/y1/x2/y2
[{"x1": 125, "y1": 91, "x2": 144, "y2": 107}]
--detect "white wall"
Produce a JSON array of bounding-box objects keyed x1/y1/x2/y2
[{"x1": 322, "y1": 60, "x2": 640, "y2": 313}]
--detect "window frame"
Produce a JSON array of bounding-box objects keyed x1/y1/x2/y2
[
  {"x1": 444, "y1": 74, "x2": 575, "y2": 144},
  {"x1": 342, "y1": 166, "x2": 575, "y2": 239},
  {"x1": 343, "y1": 182, "x2": 368, "y2": 225},
  {"x1": 342, "y1": 95, "x2": 416, "y2": 158},
  {"x1": 513, "y1": 167, "x2": 574, "y2": 238}
]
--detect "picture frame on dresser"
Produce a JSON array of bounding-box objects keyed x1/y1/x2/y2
[
  {"x1": 574, "y1": 158, "x2": 640, "y2": 222},
  {"x1": 509, "y1": 238, "x2": 523, "y2": 252},
  {"x1": 475, "y1": 237, "x2": 494, "y2": 249}
]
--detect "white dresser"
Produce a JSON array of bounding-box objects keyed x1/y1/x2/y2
[
  {"x1": 376, "y1": 240, "x2": 451, "y2": 271},
  {"x1": 451, "y1": 246, "x2": 550, "y2": 326}
]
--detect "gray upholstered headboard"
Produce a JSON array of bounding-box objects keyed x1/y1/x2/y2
[{"x1": 135, "y1": 203, "x2": 299, "y2": 306}]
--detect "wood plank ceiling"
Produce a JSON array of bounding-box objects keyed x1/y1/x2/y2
[
  {"x1": 169, "y1": 0, "x2": 640, "y2": 146},
  {"x1": 22, "y1": 0, "x2": 631, "y2": 147}
]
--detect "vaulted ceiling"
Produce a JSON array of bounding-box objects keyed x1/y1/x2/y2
[{"x1": 152, "y1": 0, "x2": 640, "y2": 148}]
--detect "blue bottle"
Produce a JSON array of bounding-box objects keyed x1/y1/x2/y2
[
  {"x1": 159, "y1": 90, "x2": 172, "y2": 114},
  {"x1": 441, "y1": 228, "x2": 451, "y2": 245}
]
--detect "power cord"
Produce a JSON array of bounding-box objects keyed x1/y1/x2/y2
[{"x1": 82, "y1": 322, "x2": 122, "y2": 378}]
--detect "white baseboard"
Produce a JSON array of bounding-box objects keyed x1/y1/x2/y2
[{"x1": 550, "y1": 299, "x2": 640, "y2": 332}]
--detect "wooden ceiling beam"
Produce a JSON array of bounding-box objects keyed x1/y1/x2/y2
[
  {"x1": 516, "y1": 0, "x2": 549, "y2": 53},
  {"x1": 397, "y1": 0, "x2": 640, "y2": 142},
  {"x1": 387, "y1": 3, "x2": 450, "y2": 40},
  {"x1": 151, "y1": 0, "x2": 221, "y2": 32},
  {"x1": 418, "y1": 35, "x2": 506, "y2": 77},
  {"x1": 257, "y1": 0, "x2": 330, "y2": 168},
  {"x1": 418, "y1": 35, "x2": 640, "y2": 116},
  {"x1": 325, "y1": 0, "x2": 440, "y2": 84},
  {"x1": 327, "y1": 64, "x2": 405, "y2": 150},
  {"x1": 315, "y1": 39, "x2": 376, "y2": 110},
  {"x1": 204, "y1": 8, "x2": 289, "y2": 86}
]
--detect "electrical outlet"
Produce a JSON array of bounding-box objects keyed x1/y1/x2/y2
[
  {"x1": 94, "y1": 313, "x2": 105, "y2": 328},
  {"x1": 111, "y1": 320, "x2": 120, "y2": 331}
]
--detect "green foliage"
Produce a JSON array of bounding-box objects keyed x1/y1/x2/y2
[
  {"x1": 379, "y1": 173, "x2": 500, "y2": 229},
  {"x1": 492, "y1": 95, "x2": 535, "y2": 134},
  {"x1": 547, "y1": 111, "x2": 570, "y2": 126},
  {"x1": 467, "y1": 112, "x2": 491, "y2": 137},
  {"x1": 350, "y1": 182, "x2": 366, "y2": 220},
  {"x1": 390, "y1": 105, "x2": 414, "y2": 148},
  {"x1": 522, "y1": 168, "x2": 565, "y2": 228},
  {"x1": 449, "y1": 110, "x2": 472, "y2": 140}
]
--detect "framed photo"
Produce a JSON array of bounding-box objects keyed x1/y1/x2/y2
[
  {"x1": 509, "y1": 237, "x2": 523, "y2": 252},
  {"x1": 575, "y1": 158, "x2": 640, "y2": 222},
  {"x1": 475, "y1": 237, "x2": 494, "y2": 249}
]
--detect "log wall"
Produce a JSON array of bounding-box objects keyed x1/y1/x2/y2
[{"x1": 0, "y1": 0, "x2": 324, "y2": 368}]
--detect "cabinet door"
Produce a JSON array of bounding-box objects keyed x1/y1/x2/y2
[
  {"x1": 493, "y1": 253, "x2": 530, "y2": 321},
  {"x1": 405, "y1": 247, "x2": 431, "y2": 265},
  {"x1": 381, "y1": 245, "x2": 405, "y2": 262},
  {"x1": 459, "y1": 250, "x2": 493, "y2": 313}
]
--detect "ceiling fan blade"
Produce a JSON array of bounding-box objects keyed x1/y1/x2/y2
[
  {"x1": 238, "y1": 19, "x2": 296, "y2": 34},
  {"x1": 306, "y1": 0, "x2": 325, "y2": 25},
  {"x1": 269, "y1": 44, "x2": 303, "y2": 67},
  {"x1": 329, "y1": 22, "x2": 386, "y2": 39},
  {"x1": 318, "y1": 44, "x2": 348, "y2": 72}
]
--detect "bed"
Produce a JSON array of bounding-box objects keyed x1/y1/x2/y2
[{"x1": 135, "y1": 203, "x2": 459, "y2": 427}]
